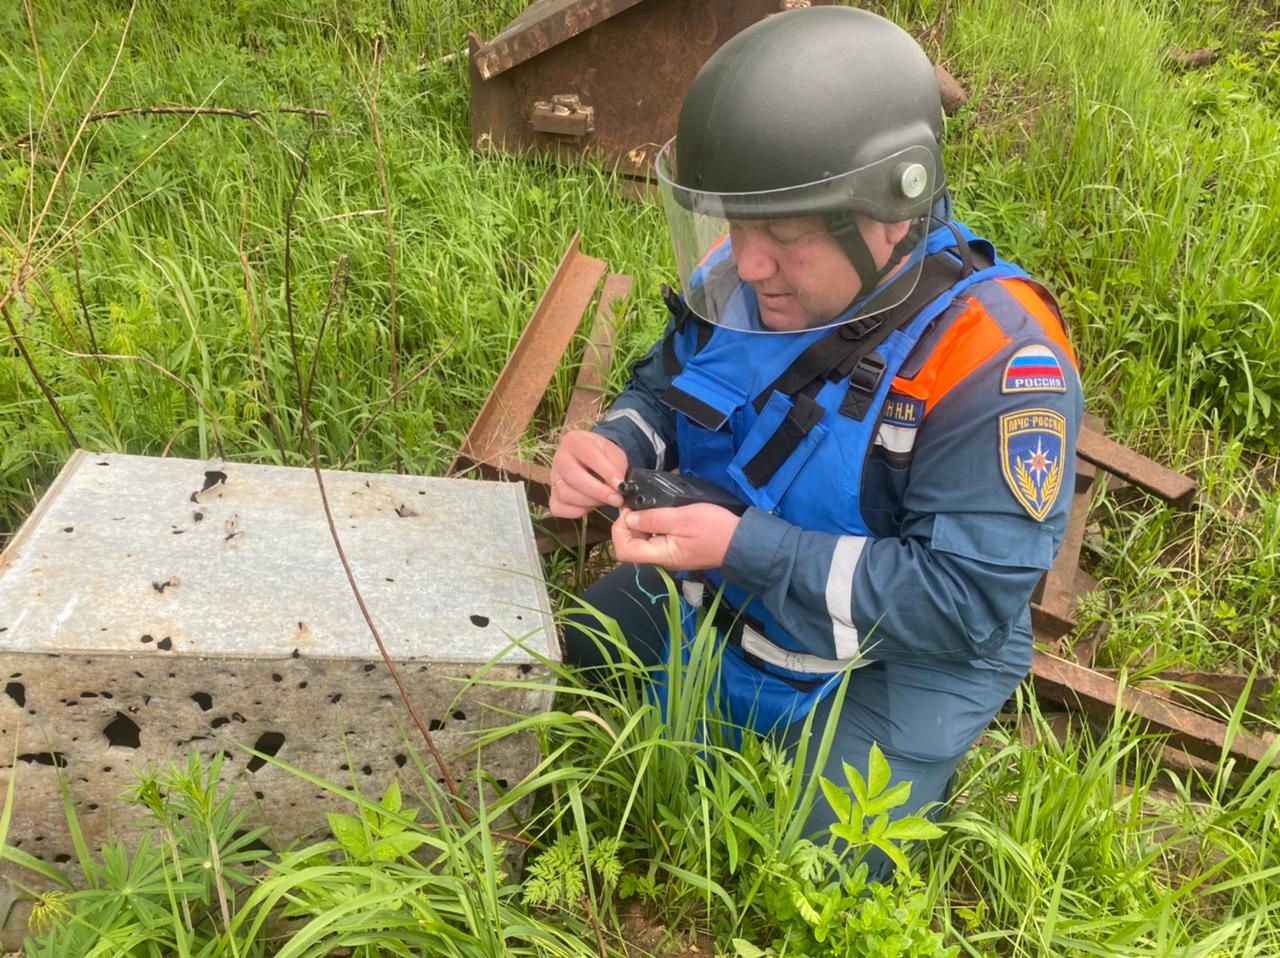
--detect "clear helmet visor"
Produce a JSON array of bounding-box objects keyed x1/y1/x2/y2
[{"x1": 654, "y1": 139, "x2": 939, "y2": 332}]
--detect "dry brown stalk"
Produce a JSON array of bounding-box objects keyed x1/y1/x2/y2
[{"x1": 281, "y1": 143, "x2": 467, "y2": 821}]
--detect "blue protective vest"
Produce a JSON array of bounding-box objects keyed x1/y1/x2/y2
[{"x1": 660, "y1": 221, "x2": 1031, "y2": 733}]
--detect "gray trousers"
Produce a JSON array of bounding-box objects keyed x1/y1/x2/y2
[{"x1": 562, "y1": 564, "x2": 1007, "y2": 879}]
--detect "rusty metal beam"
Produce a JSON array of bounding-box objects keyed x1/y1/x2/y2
[
  {"x1": 450, "y1": 233, "x2": 606, "y2": 475},
  {"x1": 1093, "y1": 669, "x2": 1276, "y2": 718},
  {"x1": 1031, "y1": 459, "x2": 1096, "y2": 642},
  {"x1": 563, "y1": 271, "x2": 629, "y2": 433},
  {"x1": 1030, "y1": 414, "x2": 1103, "y2": 643},
  {"x1": 1076, "y1": 426, "x2": 1197, "y2": 508},
  {"x1": 1031, "y1": 651, "x2": 1278, "y2": 769}
]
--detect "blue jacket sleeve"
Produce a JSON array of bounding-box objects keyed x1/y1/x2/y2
[
  {"x1": 590, "y1": 320, "x2": 680, "y2": 471},
  {"x1": 722, "y1": 334, "x2": 1083, "y2": 665}
]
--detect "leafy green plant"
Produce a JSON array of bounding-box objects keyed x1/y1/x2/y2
[
  {"x1": 21, "y1": 752, "x2": 270, "y2": 958},
  {"x1": 325, "y1": 780, "x2": 429, "y2": 865}
]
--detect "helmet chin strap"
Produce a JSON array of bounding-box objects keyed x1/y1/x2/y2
[{"x1": 824, "y1": 212, "x2": 927, "y2": 316}]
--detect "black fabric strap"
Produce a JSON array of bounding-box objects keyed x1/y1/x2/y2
[
  {"x1": 660, "y1": 284, "x2": 714, "y2": 377},
  {"x1": 739, "y1": 240, "x2": 983, "y2": 488},
  {"x1": 659, "y1": 385, "x2": 728, "y2": 431},
  {"x1": 741, "y1": 390, "x2": 826, "y2": 487}
]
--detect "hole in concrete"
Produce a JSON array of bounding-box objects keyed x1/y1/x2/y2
[
  {"x1": 80, "y1": 691, "x2": 98, "y2": 698},
  {"x1": 519, "y1": 664, "x2": 533, "y2": 675},
  {"x1": 104, "y1": 712, "x2": 141, "y2": 748},
  {"x1": 394, "y1": 754, "x2": 407, "y2": 768},
  {"x1": 191, "y1": 692, "x2": 213, "y2": 711},
  {"x1": 4, "y1": 682, "x2": 25, "y2": 706},
  {"x1": 452, "y1": 710, "x2": 467, "y2": 721},
  {"x1": 156, "y1": 637, "x2": 173, "y2": 651},
  {"x1": 469, "y1": 614, "x2": 490, "y2": 628},
  {"x1": 291, "y1": 649, "x2": 301, "y2": 659},
  {"x1": 362, "y1": 664, "x2": 375, "y2": 673},
  {"x1": 193, "y1": 511, "x2": 204, "y2": 522},
  {"x1": 18, "y1": 752, "x2": 67, "y2": 768},
  {"x1": 379, "y1": 694, "x2": 393, "y2": 703},
  {"x1": 329, "y1": 693, "x2": 342, "y2": 704},
  {"x1": 210, "y1": 716, "x2": 231, "y2": 729},
  {"x1": 88, "y1": 803, "x2": 99, "y2": 811},
  {"x1": 140, "y1": 634, "x2": 154, "y2": 644},
  {"x1": 62, "y1": 527, "x2": 73, "y2": 533},
  {"x1": 54, "y1": 853, "x2": 71, "y2": 863},
  {"x1": 272, "y1": 674, "x2": 282, "y2": 683},
  {"x1": 340, "y1": 763, "x2": 349, "y2": 771},
  {"x1": 247, "y1": 732, "x2": 285, "y2": 773},
  {"x1": 428, "y1": 719, "x2": 444, "y2": 732},
  {"x1": 361, "y1": 765, "x2": 373, "y2": 776},
  {"x1": 297, "y1": 681, "x2": 308, "y2": 689},
  {"x1": 254, "y1": 790, "x2": 264, "y2": 800},
  {"x1": 495, "y1": 778, "x2": 509, "y2": 790}
]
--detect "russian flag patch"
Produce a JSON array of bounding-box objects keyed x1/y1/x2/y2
[{"x1": 1002, "y1": 344, "x2": 1066, "y2": 394}]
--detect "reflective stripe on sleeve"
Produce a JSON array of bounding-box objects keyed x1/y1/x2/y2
[
  {"x1": 874, "y1": 422, "x2": 918, "y2": 456},
  {"x1": 599, "y1": 408, "x2": 668, "y2": 466},
  {"x1": 826, "y1": 535, "x2": 867, "y2": 660},
  {"x1": 739, "y1": 626, "x2": 867, "y2": 674}
]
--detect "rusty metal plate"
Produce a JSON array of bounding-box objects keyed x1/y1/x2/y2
[
  {"x1": 450, "y1": 233, "x2": 606, "y2": 473},
  {"x1": 470, "y1": 0, "x2": 836, "y2": 178},
  {"x1": 1031, "y1": 651, "x2": 1278, "y2": 769}
]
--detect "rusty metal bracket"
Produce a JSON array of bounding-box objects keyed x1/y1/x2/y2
[
  {"x1": 1031, "y1": 651, "x2": 1278, "y2": 770},
  {"x1": 532, "y1": 94, "x2": 595, "y2": 137}
]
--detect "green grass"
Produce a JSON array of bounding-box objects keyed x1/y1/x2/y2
[{"x1": 3, "y1": 0, "x2": 1280, "y2": 954}]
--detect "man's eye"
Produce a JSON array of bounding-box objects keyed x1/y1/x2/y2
[{"x1": 767, "y1": 226, "x2": 815, "y2": 244}]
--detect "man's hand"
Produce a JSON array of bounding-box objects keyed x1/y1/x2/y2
[
  {"x1": 611, "y1": 504, "x2": 741, "y2": 571},
  {"x1": 548, "y1": 430, "x2": 628, "y2": 519}
]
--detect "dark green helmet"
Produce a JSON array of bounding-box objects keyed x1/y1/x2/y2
[
  {"x1": 668, "y1": 5, "x2": 944, "y2": 221},
  {"x1": 654, "y1": 7, "x2": 946, "y2": 330}
]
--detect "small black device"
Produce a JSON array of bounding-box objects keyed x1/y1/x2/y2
[{"x1": 617, "y1": 468, "x2": 748, "y2": 515}]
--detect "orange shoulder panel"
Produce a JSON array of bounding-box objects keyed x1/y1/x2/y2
[
  {"x1": 891, "y1": 301, "x2": 1010, "y2": 415},
  {"x1": 995, "y1": 278, "x2": 1078, "y2": 368}
]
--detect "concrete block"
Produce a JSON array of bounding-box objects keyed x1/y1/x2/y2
[{"x1": 0, "y1": 451, "x2": 559, "y2": 941}]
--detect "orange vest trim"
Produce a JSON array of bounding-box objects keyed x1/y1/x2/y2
[
  {"x1": 995, "y1": 278, "x2": 1078, "y2": 369},
  {"x1": 890, "y1": 300, "x2": 1011, "y2": 415}
]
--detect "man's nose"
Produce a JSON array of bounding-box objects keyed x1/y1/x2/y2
[{"x1": 732, "y1": 229, "x2": 777, "y2": 282}]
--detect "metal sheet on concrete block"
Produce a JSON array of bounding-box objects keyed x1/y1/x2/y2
[
  {"x1": 0, "y1": 451, "x2": 555, "y2": 662},
  {"x1": 0, "y1": 451, "x2": 559, "y2": 943}
]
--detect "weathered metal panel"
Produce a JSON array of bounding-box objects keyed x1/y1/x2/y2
[
  {"x1": 470, "y1": 0, "x2": 836, "y2": 178},
  {"x1": 0, "y1": 451, "x2": 558, "y2": 942}
]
